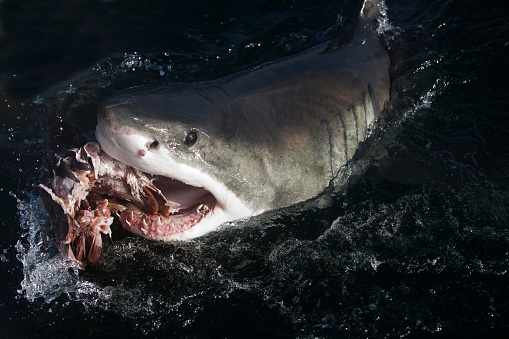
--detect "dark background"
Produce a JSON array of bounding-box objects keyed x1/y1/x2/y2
[{"x1": 1, "y1": 0, "x2": 509, "y2": 337}]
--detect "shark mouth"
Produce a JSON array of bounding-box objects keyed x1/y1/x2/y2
[
  {"x1": 117, "y1": 174, "x2": 217, "y2": 240},
  {"x1": 38, "y1": 142, "x2": 222, "y2": 264}
]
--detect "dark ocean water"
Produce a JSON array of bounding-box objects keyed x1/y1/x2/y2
[{"x1": 1, "y1": 0, "x2": 509, "y2": 337}]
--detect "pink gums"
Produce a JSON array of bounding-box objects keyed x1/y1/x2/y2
[{"x1": 118, "y1": 205, "x2": 213, "y2": 240}]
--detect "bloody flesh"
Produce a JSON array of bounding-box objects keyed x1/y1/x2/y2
[{"x1": 39, "y1": 142, "x2": 212, "y2": 265}]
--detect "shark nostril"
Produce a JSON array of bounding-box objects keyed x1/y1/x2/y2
[{"x1": 149, "y1": 140, "x2": 159, "y2": 150}]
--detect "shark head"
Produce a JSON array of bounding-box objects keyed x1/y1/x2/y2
[{"x1": 96, "y1": 87, "x2": 259, "y2": 240}]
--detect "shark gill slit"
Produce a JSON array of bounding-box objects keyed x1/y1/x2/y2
[
  {"x1": 351, "y1": 106, "x2": 360, "y2": 144},
  {"x1": 336, "y1": 110, "x2": 349, "y2": 162},
  {"x1": 364, "y1": 84, "x2": 376, "y2": 130},
  {"x1": 321, "y1": 119, "x2": 335, "y2": 181}
]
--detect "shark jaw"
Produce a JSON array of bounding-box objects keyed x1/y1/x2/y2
[{"x1": 95, "y1": 124, "x2": 254, "y2": 241}]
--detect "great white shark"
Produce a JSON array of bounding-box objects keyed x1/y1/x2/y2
[{"x1": 95, "y1": 0, "x2": 390, "y2": 241}]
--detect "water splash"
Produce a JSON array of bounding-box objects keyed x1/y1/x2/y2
[{"x1": 13, "y1": 191, "x2": 79, "y2": 303}]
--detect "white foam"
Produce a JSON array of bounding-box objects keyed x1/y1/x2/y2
[{"x1": 14, "y1": 191, "x2": 79, "y2": 303}]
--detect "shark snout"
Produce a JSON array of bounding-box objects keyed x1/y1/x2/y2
[
  {"x1": 97, "y1": 97, "x2": 131, "y2": 129},
  {"x1": 96, "y1": 95, "x2": 165, "y2": 167}
]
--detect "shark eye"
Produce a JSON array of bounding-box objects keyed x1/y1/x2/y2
[{"x1": 184, "y1": 131, "x2": 198, "y2": 146}]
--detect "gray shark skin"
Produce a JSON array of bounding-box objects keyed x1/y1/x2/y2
[{"x1": 95, "y1": 0, "x2": 390, "y2": 240}]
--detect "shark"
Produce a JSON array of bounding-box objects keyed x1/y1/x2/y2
[{"x1": 94, "y1": 0, "x2": 390, "y2": 241}]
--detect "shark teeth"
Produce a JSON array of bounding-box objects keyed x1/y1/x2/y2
[{"x1": 196, "y1": 203, "x2": 209, "y2": 215}]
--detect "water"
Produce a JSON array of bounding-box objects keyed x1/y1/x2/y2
[{"x1": 1, "y1": 0, "x2": 509, "y2": 337}]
